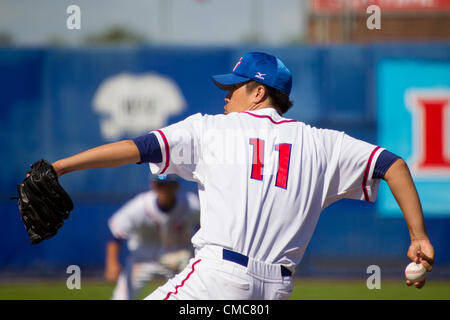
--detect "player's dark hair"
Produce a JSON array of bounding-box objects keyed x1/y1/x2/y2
[{"x1": 246, "y1": 80, "x2": 293, "y2": 115}]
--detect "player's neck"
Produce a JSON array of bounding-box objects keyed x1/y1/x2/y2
[{"x1": 247, "y1": 104, "x2": 280, "y2": 114}]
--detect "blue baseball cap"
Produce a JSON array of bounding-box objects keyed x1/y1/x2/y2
[{"x1": 212, "y1": 52, "x2": 292, "y2": 95}]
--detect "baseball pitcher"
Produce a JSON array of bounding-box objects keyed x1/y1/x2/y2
[{"x1": 16, "y1": 52, "x2": 434, "y2": 300}]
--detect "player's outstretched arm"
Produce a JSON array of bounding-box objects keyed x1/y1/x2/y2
[
  {"x1": 52, "y1": 140, "x2": 141, "y2": 176},
  {"x1": 384, "y1": 158, "x2": 435, "y2": 288},
  {"x1": 16, "y1": 140, "x2": 146, "y2": 244}
]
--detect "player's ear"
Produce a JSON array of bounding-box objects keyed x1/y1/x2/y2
[{"x1": 253, "y1": 85, "x2": 267, "y2": 104}]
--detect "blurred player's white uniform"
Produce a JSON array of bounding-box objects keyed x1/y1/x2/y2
[
  {"x1": 144, "y1": 108, "x2": 384, "y2": 300},
  {"x1": 108, "y1": 189, "x2": 199, "y2": 300}
]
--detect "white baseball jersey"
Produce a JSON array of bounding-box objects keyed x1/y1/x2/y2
[
  {"x1": 148, "y1": 108, "x2": 384, "y2": 272},
  {"x1": 108, "y1": 190, "x2": 200, "y2": 259}
]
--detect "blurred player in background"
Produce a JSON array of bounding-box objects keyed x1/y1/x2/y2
[{"x1": 104, "y1": 174, "x2": 199, "y2": 300}]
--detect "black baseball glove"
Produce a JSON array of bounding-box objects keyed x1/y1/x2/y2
[{"x1": 16, "y1": 159, "x2": 74, "y2": 245}]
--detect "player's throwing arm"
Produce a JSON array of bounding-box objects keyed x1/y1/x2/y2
[{"x1": 384, "y1": 159, "x2": 434, "y2": 289}]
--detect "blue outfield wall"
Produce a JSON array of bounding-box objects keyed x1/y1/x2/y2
[{"x1": 1, "y1": 43, "x2": 450, "y2": 277}]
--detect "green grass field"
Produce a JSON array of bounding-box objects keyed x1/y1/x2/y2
[{"x1": 0, "y1": 278, "x2": 449, "y2": 300}]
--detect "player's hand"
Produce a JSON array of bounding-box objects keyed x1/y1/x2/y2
[
  {"x1": 406, "y1": 238, "x2": 434, "y2": 289},
  {"x1": 104, "y1": 261, "x2": 121, "y2": 282}
]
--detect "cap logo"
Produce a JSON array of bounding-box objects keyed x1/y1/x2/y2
[
  {"x1": 233, "y1": 57, "x2": 243, "y2": 71},
  {"x1": 255, "y1": 72, "x2": 266, "y2": 80}
]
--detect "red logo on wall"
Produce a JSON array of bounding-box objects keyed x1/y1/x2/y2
[{"x1": 406, "y1": 89, "x2": 450, "y2": 175}]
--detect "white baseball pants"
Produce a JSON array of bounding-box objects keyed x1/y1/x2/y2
[{"x1": 144, "y1": 245, "x2": 294, "y2": 300}]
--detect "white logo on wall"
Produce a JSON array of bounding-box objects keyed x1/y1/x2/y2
[{"x1": 93, "y1": 73, "x2": 186, "y2": 140}]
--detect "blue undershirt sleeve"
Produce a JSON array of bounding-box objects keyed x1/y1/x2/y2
[
  {"x1": 372, "y1": 150, "x2": 401, "y2": 180},
  {"x1": 132, "y1": 133, "x2": 163, "y2": 164}
]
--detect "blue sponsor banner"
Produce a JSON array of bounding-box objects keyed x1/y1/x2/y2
[{"x1": 377, "y1": 59, "x2": 450, "y2": 217}]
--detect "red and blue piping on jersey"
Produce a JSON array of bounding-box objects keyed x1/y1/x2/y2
[
  {"x1": 362, "y1": 146, "x2": 381, "y2": 201},
  {"x1": 163, "y1": 259, "x2": 201, "y2": 300},
  {"x1": 242, "y1": 111, "x2": 297, "y2": 125},
  {"x1": 155, "y1": 130, "x2": 170, "y2": 174}
]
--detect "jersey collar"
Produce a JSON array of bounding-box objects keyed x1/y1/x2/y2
[{"x1": 242, "y1": 107, "x2": 284, "y2": 120}]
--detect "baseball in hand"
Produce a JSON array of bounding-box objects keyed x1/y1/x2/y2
[{"x1": 405, "y1": 262, "x2": 427, "y2": 282}]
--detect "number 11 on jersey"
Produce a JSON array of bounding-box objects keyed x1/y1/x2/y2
[{"x1": 249, "y1": 138, "x2": 292, "y2": 189}]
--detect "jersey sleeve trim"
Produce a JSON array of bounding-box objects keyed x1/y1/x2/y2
[
  {"x1": 108, "y1": 218, "x2": 128, "y2": 240},
  {"x1": 108, "y1": 226, "x2": 124, "y2": 243},
  {"x1": 132, "y1": 133, "x2": 163, "y2": 164},
  {"x1": 362, "y1": 146, "x2": 382, "y2": 201},
  {"x1": 155, "y1": 129, "x2": 170, "y2": 174},
  {"x1": 372, "y1": 149, "x2": 401, "y2": 179}
]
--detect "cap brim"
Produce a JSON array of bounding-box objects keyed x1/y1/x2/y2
[{"x1": 212, "y1": 73, "x2": 250, "y2": 90}]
